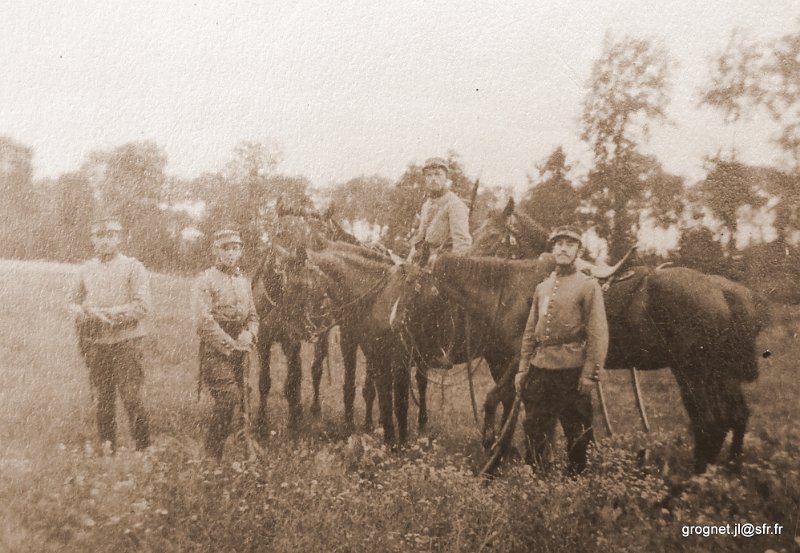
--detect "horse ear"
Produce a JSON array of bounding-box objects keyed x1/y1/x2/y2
[
  {"x1": 276, "y1": 196, "x2": 287, "y2": 217},
  {"x1": 503, "y1": 197, "x2": 515, "y2": 217}
]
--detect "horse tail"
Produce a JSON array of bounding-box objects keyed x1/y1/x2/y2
[{"x1": 722, "y1": 289, "x2": 760, "y2": 383}]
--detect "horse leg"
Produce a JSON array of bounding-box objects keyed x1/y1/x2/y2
[
  {"x1": 482, "y1": 356, "x2": 514, "y2": 451},
  {"x1": 339, "y1": 329, "x2": 358, "y2": 431},
  {"x1": 282, "y1": 339, "x2": 303, "y2": 430},
  {"x1": 416, "y1": 364, "x2": 429, "y2": 433},
  {"x1": 373, "y1": 358, "x2": 395, "y2": 446},
  {"x1": 393, "y1": 355, "x2": 410, "y2": 444},
  {"x1": 725, "y1": 380, "x2": 749, "y2": 472},
  {"x1": 310, "y1": 335, "x2": 328, "y2": 418},
  {"x1": 255, "y1": 328, "x2": 272, "y2": 441},
  {"x1": 674, "y1": 367, "x2": 726, "y2": 473}
]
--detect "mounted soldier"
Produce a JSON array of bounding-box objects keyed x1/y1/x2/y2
[
  {"x1": 514, "y1": 225, "x2": 609, "y2": 476},
  {"x1": 68, "y1": 216, "x2": 151, "y2": 453},
  {"x1": 407, "y1": 157, "x2": 472, "y2": 263},
  {"x1": 194, "y1": 228, "x2": 260, "y2": 460}
]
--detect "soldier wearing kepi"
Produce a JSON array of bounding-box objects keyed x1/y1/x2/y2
[
  {"x1": 408, "y1": 157, "x2": 472, "y2": 261},
  {"x1": 514, "y1": 225, "x2": 609, "y2": 476},
  {"x1": 68, "y1": 216, "x2": 151, "y2": 452},
  {"x1": 194, "y1": 228, "x2": 259, "y2": 460}
]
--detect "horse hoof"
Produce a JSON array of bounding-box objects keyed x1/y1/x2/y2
[
  {"x1": 726, "y1": 456, "x2": 743, "y2": 474},
  {"x1": 482, "y1": 433, "x2": 496, "y2": 452},
  {"x1": 254, "y1": 415, "x2": 269, "y2": 442},
  {"x1": 363, "y1": 421, "x2": 374, "y2": 433},
  {"x1": 288, "y1": 410, "x2": 303, "y2": 433},
  {"x1": 311, "y1": 403, "x2": 322, "y2": 418}
]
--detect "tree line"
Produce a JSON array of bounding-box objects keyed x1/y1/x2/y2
[{"x1": 1, "y1": 25, "x2": 798, "y2": 301}]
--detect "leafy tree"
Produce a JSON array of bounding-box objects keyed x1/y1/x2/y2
[
  {"x1": 194, "y1": 141, "x2": 313, "y2": 269},
  {"x1": 57, "y1": 172, "x2": 96, "y2": 261},
  {"x1": 0, "y1": 136, "x2": 33, "y2": 202},
  {"x1": 580, "y1": 35, "x2": 674, "y2": 259},
  {"x1": 78, "y1": 141, "x2": 175, "y2": 268},
  {"x1": 0, "y1": 136, "x2": 37, "y2": 258},
  {"x1": 327, "y1": 175, "x2": 392, "y2": 227},
  {"x1": 763, "y1": 170, "x2": 800, "y2": 242},
  {"x1": 695, "y1": 157, "x2": 767, "y2": 256},
  {"x1": 675, "y1": 225, "x2": 730, "y2": 276},
  {"x1": 702, "y1": 22, "x2": 800, "y2": 169},
  {"x1": 741, "y1": 238, "x2": 800, "y2": 303},
  {"x1": 520, "y1": 146, "x2": 579, "y2": 231}
]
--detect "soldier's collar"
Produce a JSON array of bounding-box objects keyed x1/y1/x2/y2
[
  {"x1": 96, "y1": 252, "x2": 121, "y2": 264},
  {"x1": 555, "y1": 264, "x2": 577, "y2": 277},
  {"x1": 215, "y1": 263, "x2": 241, "y2": 276}
]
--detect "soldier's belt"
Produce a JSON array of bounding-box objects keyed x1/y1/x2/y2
[{"x1": 537, "y1": 334, "x2": 586, "y2": 348}]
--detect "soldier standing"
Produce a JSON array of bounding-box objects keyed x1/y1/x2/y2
[
  {"x1": 68, "y1": 216, "x2": 151, "y2": 452},
  {"x1": 408, "y1": 157, "x2": 472, "y2": 261},
  {"x1": 514, "y1": 225, "x2": 609, "y2": 476},
  {"x1": 194, "y1": 228, "x2": 259, "y2": 460}
]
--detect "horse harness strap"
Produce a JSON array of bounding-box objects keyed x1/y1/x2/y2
[{"x1": 599, "y1": 268, "x2": 638, "y2": 293}]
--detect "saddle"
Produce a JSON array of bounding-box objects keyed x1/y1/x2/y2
[{"x1": 587, "y1": 247, "x2": 637, "y2": 280}]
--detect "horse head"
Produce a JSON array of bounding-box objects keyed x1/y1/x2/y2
[
  {"x1": 254, "y1": 236, "x2": 331, "y2": 342},
  {"x1": 471, "y1": 198, "x2": 549, "y2": 259},
  {"x1": 386, "y1": 261, "x2": 441, "y2": 335}
]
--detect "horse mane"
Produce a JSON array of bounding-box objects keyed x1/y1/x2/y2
[
  {"x1": 434, "y1": 255, "x2": 517, "y2": 291},
  {"x1": 326, "y1": 240, "x2": 394, "y2": 265},
  {"x1": 309, "y1": 248, "x2": 392, "y2": 294}
]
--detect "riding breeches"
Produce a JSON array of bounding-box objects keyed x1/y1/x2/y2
[
  {"x1": 200, "y1": 346, "x2": 247, "y2": 459},
  {"x1": 521, "y1": 366, "x2": 594, "y2": 475}
]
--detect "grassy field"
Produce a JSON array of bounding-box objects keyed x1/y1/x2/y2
[{"x1": 0, "y1": 259, "x2": 797, "y2": 552}]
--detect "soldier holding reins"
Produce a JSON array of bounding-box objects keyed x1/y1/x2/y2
[{"x1": 194, "y1": 228, "x2": 260, "y2": 460}]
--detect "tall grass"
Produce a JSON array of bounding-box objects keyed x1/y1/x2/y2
[{"x1": 0, "y1": 261, "x2": 797, "y2": 552}]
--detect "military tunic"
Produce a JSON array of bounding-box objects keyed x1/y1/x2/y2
[
  {"x1": 193, "y1": 265, "x2": 259, "y2": 459},
  {"x1": 194, "y1": 265, "x2": 259, "y2": 377},
  {"x1": 411, "y1": 190, "x2": 472, "y2": 255},
  {"x1": 517, "y1": 265, "x2": 609, "y2": 475},
  {"x1": 519, "y1": 267, "x2": 609, "y2": 375}
]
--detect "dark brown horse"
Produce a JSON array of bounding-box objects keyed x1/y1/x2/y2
[
  {"x1": 473, "y1": 202, "x2": 769, "y2": 411},
  {"x1": 251, "y1": 212, "x2": 365, "y2": 434},
  {"x1": 286, "y1": 242, "x2": 414, "y2": 445},
  {"x1": 388, "y1": 251, "x2": 767, "y2": 473},
  {"x1": 382, "y1": 198, "x2": 549, "y2": 433}
]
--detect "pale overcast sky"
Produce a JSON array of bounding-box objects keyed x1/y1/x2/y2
[{"x1": 2, "y1": 1, "x2": 796, "y2": 193}]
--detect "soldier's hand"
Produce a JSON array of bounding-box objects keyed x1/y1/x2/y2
[
  {"x1": 85, "y1": 307, "x2": 112, "y2": 325},
  {"x1": 234, "y1": 330, "x2": 254, "y2": 352},
  {"x1": 577, "y1": 375, "x2": 597, "y2": 396}
]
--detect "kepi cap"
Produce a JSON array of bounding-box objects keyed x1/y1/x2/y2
[
  {"x1": 90, "y1": 216, "x2": 123, "y2": 235},
  {"x1": 422, "y1": 157, "x2": 449, "y2": 174},
  {"x1": 548, "y1": 225, "x2": 583, "y2": 246},
  {"x1": 213, "y1": 228, "x2": 243, "y2": 247}
]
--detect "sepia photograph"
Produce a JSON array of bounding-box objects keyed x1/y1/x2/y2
[{"x1": 1, "y1": 2, "x2": 798, "y2": 551}]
